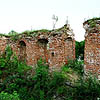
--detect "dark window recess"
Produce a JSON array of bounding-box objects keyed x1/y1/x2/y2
[
  {"x1": 53, "y1": 33, "x2": 58, "y2": 37},
  {"x1": 51, "y1": 52, "x2": 54, "y2": 57},
  {"x1": 38, "y1": 39, "x2": 48, "y2": 47},
  {"x1": 66, "y1": 37, "x2": 72, "y2": 41},
  {"x1": 19, "y1": 41, "x2": 26, "y2": 62},
  {"x1": 19, "y1": 41, "x2": 26, "y2": 46}
]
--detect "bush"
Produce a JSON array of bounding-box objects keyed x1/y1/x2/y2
[
  {"x1": 32, "y1": 59, "x2": 50, "y2": 100},
  {"x1": 74, "y1": 76, "x2": 100, "y2": 100},
  {"x1": 64, "y1": 60, "x2": 84, "y2": 76},
  {"x1": 0, "y1": 91, "x2": 20, "y2": 100},
  {"x1": 0, "y1": 46, "x2": 33, "y2": 100},
  {"x1": 0, "y1": 45, "x2": 31, "y2": 78},
  {"x1": 0, "y1": 55, "x2": 69, "y2": 100},
  {"x1": 1, "y1": 45, "x2": 100, "y2": 100},
  {"x1": 32, "y1": 59, "x2": 68, "y2": 100}
]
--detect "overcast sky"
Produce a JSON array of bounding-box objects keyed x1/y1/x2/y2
[{"x1": 0, "y1": 0, "x2": 100, "y2": 41}]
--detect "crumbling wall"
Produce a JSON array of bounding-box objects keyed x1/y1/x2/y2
[
  {"x1": 48, "y1": 34, "x2": 65, "y2": 70},
  {"x1": 84, "y1": 19, "x2": 100, "y2": 77},
  {"x1": 0, "y1": 24, "x2": 75, "y2": 70},
  {"x1": 9, "y1": 38, "x2": 38, "y2": 66},
  {"x1": 0, "y1": 36, "x2": 8, "y2": 55},
  {"x1": 48, "y1": 25, "x2": 75, "y2": 70},
  {"x1": 64, "y1": 37, "x2": 75, "y2": 60}
]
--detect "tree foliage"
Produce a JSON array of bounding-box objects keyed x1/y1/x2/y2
[{"x1": 75, "y1": 40, "x2": 85, "y2": 60}]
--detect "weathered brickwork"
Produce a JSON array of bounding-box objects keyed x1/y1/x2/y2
[
  {"x1": 0, "y1": 24, "x2": 75, "y2": 70},
  {"x1": 84, "y1": 19, "x2": 100, "y2": 77},
  {"x1": 0, "y1": 36, "x2": 8, "y2": 55}
]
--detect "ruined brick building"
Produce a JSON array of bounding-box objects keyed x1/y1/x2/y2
[
  {"x1": 0, "y1": 24, "x2": 75, "y2": 70},
  {"x1": 83, "y1": 18, "x2": 100, "y2": 77}
]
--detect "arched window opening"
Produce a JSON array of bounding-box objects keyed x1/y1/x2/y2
[
  {"x1": 19, "y1": 41, "x2": 26, "y2": 62},
  {"x1": 51, "y1": 52, "x2": 54, "y2": 57},
  {"x1": 19, "y1": 41, "x2": 26, "y2": 46},
  {"x1": 53, "y1": 33, "x2": 58, "y2": 37},
  {"x1": 38, "y1": 39, "x2": 48, "y2": 47},
  {"x1": 66, "y1": 37, "x2": 72, "y2": 41}
]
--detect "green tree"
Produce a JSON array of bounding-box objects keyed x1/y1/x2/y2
[{"x1": 75, "y1": 40, "x2": 85, "y2": 60}]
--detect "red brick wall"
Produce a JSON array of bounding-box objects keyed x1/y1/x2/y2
[
  {"x1": 0, "y1": 36, "x2": 7, "y2": 55},
  {"x1": 0, "y1": 24, "x2": 75, "y2": 70},
  {"x1": 84, "y1": 20, "x2": 100, "y2": 76}
]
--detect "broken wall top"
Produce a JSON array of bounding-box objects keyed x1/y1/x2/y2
[
  {"x1": 0, "y1": 24, "x2": 75, "y2": 42},
  {"x1": 83, "y1": 18, "x2": 100, "y2": 37}
]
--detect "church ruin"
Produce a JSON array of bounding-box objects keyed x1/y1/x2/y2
[{"x1": 0, "y1": 24, "x2": 75, "y2": 70}]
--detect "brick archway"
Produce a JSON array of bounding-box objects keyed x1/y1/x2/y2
[
  {"x1": 37, "y1": 39, "x2": 48, "y2": 62},
  {"x1": 19, "y1": 41, "x2": 26, "y2": 62}
]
